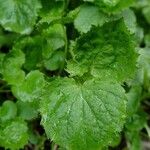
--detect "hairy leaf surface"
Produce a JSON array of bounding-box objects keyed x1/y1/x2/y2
[
  {"x1": 67, "y1": 20, "x2": 137, "y2": 82},
  {"x1": 40, "y1": 77, "x2": 126, "y2": 150}
]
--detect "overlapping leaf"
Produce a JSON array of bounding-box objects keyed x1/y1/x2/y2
[{"x1": 67, "y1": 20, "x2": 137, "y2": 82}]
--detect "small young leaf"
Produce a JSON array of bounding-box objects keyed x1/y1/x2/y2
[
  {"x1": 2, "y1": 49, "x2": 25, "y2": 85},
  {"x1": 0, "y1": 100, "x2": 17, "y2": 122},
  {"x1": 12, "y1": 70, "x2": 45, "y2": 102},
  {"x1": 0, "y1": 119, "x2": 28, "y2": 149}
]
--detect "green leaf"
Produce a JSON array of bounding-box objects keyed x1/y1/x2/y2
[
  {"x1": 126, "y1": 131, "x2": 141, "y2": 150},
  {"x1": 135, "y1": 26, "x2": 144, "y2": 45},
  {"x1": 42, "y1": 24, "x2": 66, "y2": 71},
  {"x1": 42, "y1": 24, "x2": 65, "y2": 53},
  {"x1": 142, "y1": 5, "x2": 150, "y2": 24},
  {"x1": 12, "y1": 70, "x2": 45, "y2": 102},
  {"x1": 16, "y1": 101, "x2": 39, "y2": 120},
  {"x1": 137, "y1": 48, "x2": 150, "y2": 84},
  {"x1": 126, "y1": 85, "x2": 142, "y2": 116},
  {"x1": 67, "y1": 20, "x2": 137, "y2": 82},
  {"x1": 126, "y1": 111, "x2": 147, "y2": 132},
  {"x1": 0, "y1": 0, "x2": 41, "y2": 34},
  {"x1": 40, "y1": 77, "x2": 126, "y2": 150},
  {"x1": 39, "y1": 0, "x2": 65, "y2": 24},
  {"x1": 0, "y1": 118, "x2": 28, "y2": 149},
  {"x1": 87, "y1": 0, "x2": 135, "y2": 13},
  {"x1": 14, "y1": 36, "x2": 43, "y2": 71},
  {"x1": 0, "y1": 32, "x2": 18, "y2": 48},
  {"x1": 44, "y1": 51, "x2": 65, "y2": 71},
  {"x1": 122, "y1": 9, "x2": 136, "y2": 34},
  {"x1": 0, "y1": 100, "x2": 17, "y2": 122},
  {"x1": 74, "y1": 4, "x2": 110, "y2": 33},
  {"x1": 2, "y1": 48, "x2": 25, "y2": 85},
  {"x1": 102, "y1": 0, "x2": 120, "y2": 6},
  {"x1": 145, "y1": 34, "x2": 150, "y2": 47},
  {"x1": 0, "y1": 53, "x2": 5, "y2": 76}
]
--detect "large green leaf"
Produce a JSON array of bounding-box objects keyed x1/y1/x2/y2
[
  {"x1": 0, "y1": 0, "x2": 41, "y2": 34},
  {"x1": 67, "y1": 20, "x2": 137, "y2": 82},
  {"x1": 40, "y1": 77, "x2": 126, "y2": 150}
]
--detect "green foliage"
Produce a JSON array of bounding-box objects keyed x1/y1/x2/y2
[
  {"x1": 67, "y1": 19, "x2": 137, "y2": 82},
  {"x1": 12, "y1": 70, "x2": 45, "y2": 102},
  {"x1": 40, "y1": 78, "x2": 126, "y2": 150},
  {"x1": 2, "y1": 48, "x2": 25, "y2": 85},
  {"x1": 0, "y1": 0, "x2": 41, "y2": 34},
  {"x1": 0, "y1": 119, "x2": 29, "y2": 150},
  {"x1": 74, "y1": 4, "x2": 110, "y2": 33},
  {"x1": 0, "y1": 100, "x2": 17, "y2": 122},
  {"x1": 0, "y1": 0, "x2": 150, "y2": 150}
]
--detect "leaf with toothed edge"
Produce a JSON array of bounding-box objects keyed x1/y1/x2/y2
[{"x1": 40, "y1": 77, "x2": 127, "y2": 150}]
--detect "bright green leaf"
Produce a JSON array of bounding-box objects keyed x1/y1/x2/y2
[
  {"x1": 88, "y1": 0, "x2": 135, "y2": 13},
  {"x1": 12, "y1": 70, "x2": 45, "y2": 102},
  {"x1": 74, "y1": 4, "x2": 110, "y2": 33},
  {"x1": 0, "y1": 0, "x2": 41, "y2": 34},
  {"x1": 40, "y1": 77, "x2": 126, "y2": 150},
  {"x1": 16, "y1": 101, "x2": 39, "y2": 120},
  {"x1": 0, "y1": 119, "x2": 28, "y2": 149},
  {"x1": 0, "y1": 100, "x2": 17, "y2": 122},
  {"x1": 2, "y1": 49, "x2": 25, "y2": 85}
]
